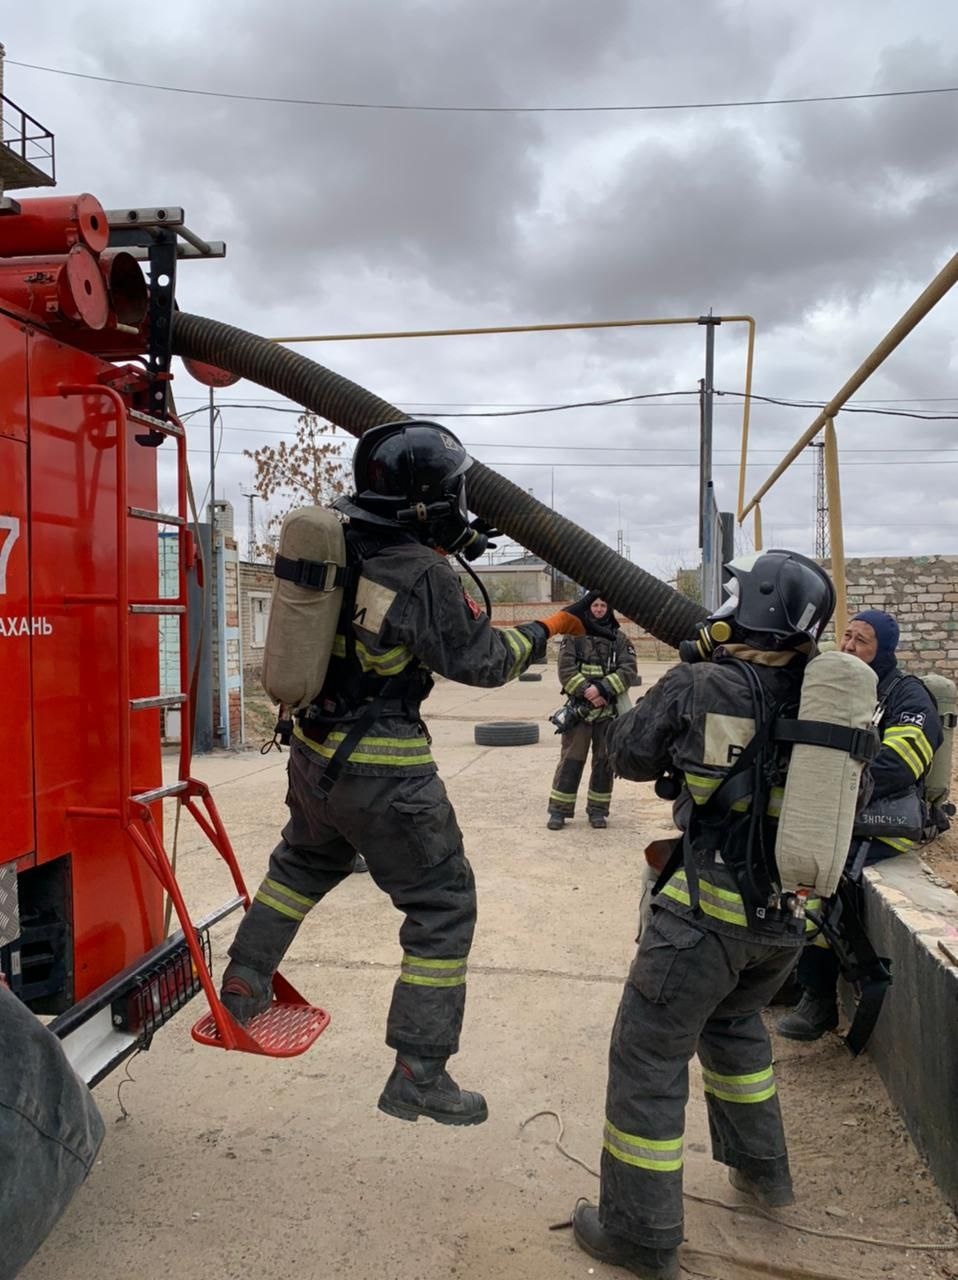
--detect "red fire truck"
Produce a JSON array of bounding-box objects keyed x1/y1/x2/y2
[{"x1": 0, "y1": 116, "x2": 326, "y2": 1081}]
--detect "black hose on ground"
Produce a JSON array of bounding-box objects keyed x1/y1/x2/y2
[{"x1": 172, "y1": 311, "x2": 708, "y2": 647}]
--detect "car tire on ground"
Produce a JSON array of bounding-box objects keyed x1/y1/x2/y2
[
  {"x1": 518, "y1": 671, "x2": 543, "y2": 682},
  {"x1": 474, "y1": 721, "x2": 540, "y2": 747},
  {"x1": 630, "y1": 673, "x2": 643, "y2": 687}
]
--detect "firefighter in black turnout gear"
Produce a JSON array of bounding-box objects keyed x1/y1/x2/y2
[
  {"x1": 547, "y1": 598, "x2": 637, "y2": 829},
  {"x1": 572, "y1": 551, "x2": 836, "y2": 1280},
  {"x1": 220, "y1": 422, "x2": 592, "y2": 1126}
]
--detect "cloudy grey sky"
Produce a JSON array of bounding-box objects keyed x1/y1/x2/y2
[{"x1": 4, "y1": 1, "x2": 958, "y2": 579}]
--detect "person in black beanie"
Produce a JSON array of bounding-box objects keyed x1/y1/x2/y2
[
  {"x1": 546, "y1": 597, "x2": 637, "y2": 830},
  {"x1": 778, "y1": 608, "x2": 942, "y2": 1041}
]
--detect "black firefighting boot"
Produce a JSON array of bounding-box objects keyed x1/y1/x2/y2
[
  {"x1": 572, "y1": 1203, "x2": 678, "y2": 1280},
  {"x1": 220, "y1": 894, "x2": 303, "y2": 1024},
  {"x1": 547, "y1": 812, "x2": 566, "y2": 831},
  {"x1": 589, "y1": 813, "x2": 608, "y2": 829},
  {"x1": 377, "y1": 1054, "x2": 488, "y2": 1126},
  {"x1": 351, "y1": 853, "x2": 369, "y2": 873},
  {"x1": 776, "y1": 990, "x2": 839, "y2": 1041},
  {"x1": 220, "y1": 961, "x2": 273, "y2": 1024},
  {"x1": 729, "y1": 1167, "x2": 795, "y2": 1208}
]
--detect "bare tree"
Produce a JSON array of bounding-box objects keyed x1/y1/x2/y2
[{"x1": 245, "y1": 412, "x2": 347, "y2": 560}]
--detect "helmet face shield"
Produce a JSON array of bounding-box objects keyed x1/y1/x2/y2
[{"x1": 724, "y1": 549, "x2": 835, "y2": 642}]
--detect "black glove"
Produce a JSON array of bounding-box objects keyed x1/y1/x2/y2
[{"x1": 469, "y1": 517, "x2": 500, "y2": 541}]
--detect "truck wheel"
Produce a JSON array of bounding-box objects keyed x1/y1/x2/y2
[{"x1": 474, "y1": 721, "x2": 540, "y2": 747}]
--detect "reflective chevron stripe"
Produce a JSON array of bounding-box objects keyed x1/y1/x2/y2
[
  {"x1": 658, "y1": 870, "x2": 750, "y2": 929},
  {"x1": 293, "y1": 724, "x2": 433, "y2": 767},
  {"x1": 603, "y1": 1120, "x2": 683, "y2": 1172},
  {"x1": 502, "y1": 627, "x2": 534, "y2": 680},
  {"x1": 701, "y1": 1064, "x2": 776, "y2": 1104},
  {"x1": 399, "y1": 954, "x2": 468, "y2": 988},
  {"x1": 253, "y1": 876, "x2": 317, "y2": 922}
]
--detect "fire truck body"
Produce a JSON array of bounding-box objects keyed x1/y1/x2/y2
[
  {"x1": 0, "y1": 189, "x2": 328, "y2": 1079},
  {"x1": 0, "y1": 308, "x2": 214, "y2": 1082}
]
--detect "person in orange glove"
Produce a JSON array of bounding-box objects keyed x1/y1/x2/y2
[{"x1": 221, "y1": 421, "x2": 591, "y2": 1126}]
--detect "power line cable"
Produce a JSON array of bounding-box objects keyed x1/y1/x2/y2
[{"x1": 9, "y1": 59, "x2": 958, "y2": 114}]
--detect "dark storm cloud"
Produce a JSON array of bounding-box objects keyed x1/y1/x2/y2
[{"x1": 4, "y1": 0, "x2": 958, "y2": 574}]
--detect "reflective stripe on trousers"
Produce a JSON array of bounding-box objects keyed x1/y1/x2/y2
[
  {"x1": 600, "y1": 909, "x2": 794, "y2": 1251},
  {"x1": 548, "y1": 718, "x2": 614, "y2": 815}
]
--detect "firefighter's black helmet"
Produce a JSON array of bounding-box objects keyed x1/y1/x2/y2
[
  {"x1": 347, "y1": 420, "x2": 472, "y2": 528},
  {"x1": 724, "y1": 549, "x2": 835, "y2": 642}
]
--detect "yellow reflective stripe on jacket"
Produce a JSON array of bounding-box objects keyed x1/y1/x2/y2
[
  {"x1": 602, "y1": 1121, "x2": 683, "y2": 1172},
  {"x1": 883, "y1": 725, "x2": 933, "y2": 778},
  {"x1": 685, "y1": 772, "x2": 720, "y2": 803},
  {"x1": 701, "y1": 1064, "x2": 776, "y2": 1104},
  {"x1": 502, "y1": 626, "x2": 533, "y2": 680},
  {"x1": 293, "y1": 724, "x2": 434, "y2": 767},
  {"x1": 580, "y1": 663, "x2": 605, "y2": 676},
  {"x1": 683, "y1": 773, "x2": 781, "y2": 817},
  {"x1": 605, "y1": 672, "x2": 626, "y2": 696},
  {"x1": 564, "y1": 672, "x2": 588, "y2": 696},
  {"x1": 399, "y1": 954, "x2": 468, "y2": 988},
  {"x1": 885, "y1": 723, "x2": 934, "y2": 767},
  {"x1": 356, "y1": 639, "x2": 414, "y2": 677},
  {"x1": 253, "y1": 876, "x2": 316, "y2": 922},
  {"x1": 659, "y1": 870, "x2": 750, "y2": 929},
  {"x1": 877, "y1": 834, "x2": 917, "y2": 852},
  {"x1": 329, "y1": 633, "x2": 414, "y2": 677}
]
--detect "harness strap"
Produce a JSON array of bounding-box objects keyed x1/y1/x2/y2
[
  {"x1": 805, "y1": 872, "x2": 892, "y2": 1056},
  {"x1": 273, "y1": 553, "x2": 347, "y2": 592},
  {"x1": 312, "y1": 677, "x2": 403, "y2": 798},
  {"x1": 774, "y1": 718, "x2": 880, "y2": 762}
]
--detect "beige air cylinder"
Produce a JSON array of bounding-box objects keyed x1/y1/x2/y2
[
  {"x1": 919, "y1": 673, "x2": 957, "y2": 806},
  {"x1": 262, "y1": 506, "x2": 346, "y2": 710},
  {"x1": 775, "y1": 651, "x2": 878, "y2": 897}
]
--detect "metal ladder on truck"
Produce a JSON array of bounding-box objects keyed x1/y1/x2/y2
[{"x1": 60, "y1": 381, "x2": 329, "y2": 1056}]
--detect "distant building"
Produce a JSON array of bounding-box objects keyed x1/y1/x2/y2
[{"x1": 462, "y1": 553, "x2": 574, "y2": 603}]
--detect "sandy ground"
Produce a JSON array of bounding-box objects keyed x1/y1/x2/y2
[{"x1": 23, "y1": 663, "x2": 958, "y2": 1280}]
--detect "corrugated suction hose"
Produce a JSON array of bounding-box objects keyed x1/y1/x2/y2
[{"x1": 172, "y1": 311, "x2": 708, "y2": 647}]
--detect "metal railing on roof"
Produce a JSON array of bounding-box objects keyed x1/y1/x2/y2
[{"x1": 0, "y1": 92, "x2": 55, "y2": 188}]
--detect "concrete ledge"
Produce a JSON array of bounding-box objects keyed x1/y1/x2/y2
[{"x1": 858, "y1": 855, "x2": 958, "y2": 1208}]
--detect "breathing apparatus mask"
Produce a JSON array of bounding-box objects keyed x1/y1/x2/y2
[
  {"x1": 678, "y1": 582, "x2": 739, "y2": 664},
  {"x1": 395, "y1": 477, "x2": 496, "y2": 562},
  {"x1": 548, "y1": 698, "x2": 593, "y2": 734}
]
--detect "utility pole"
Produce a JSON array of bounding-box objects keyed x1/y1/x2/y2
[
  {"x1": 810, "y1": 441, "x2": 829, "y2": 559},
  {"x1": 240, "y1": 488, "x2": 258, "y2": 562},
  {"x1": 698, "y1": 310, "x2": 722, "y2": 609},
  {"x1": 207, "y1": 385, "x2": 217, "y2": 741}
]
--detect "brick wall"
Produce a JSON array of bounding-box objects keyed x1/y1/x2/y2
[{"x1": 827, "y1": 555, "x2": 958, "y2": 681}]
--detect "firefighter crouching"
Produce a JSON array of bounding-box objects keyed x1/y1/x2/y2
[
  {"x1": 547, "y1": 597, "x2": 637, "y2": 830},
  {"x1": 220, "y1": 422, "x2": 594, "y2": 1127},
  {"x1": 572, "y1": 550, "x2": 836, "y2": 1280},
  {"x1": 778, "y1": 609, "x2": 943, "y2": 1042}
]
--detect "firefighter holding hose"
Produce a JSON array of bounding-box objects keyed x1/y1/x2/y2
[{"x1": 220, "y1": 422, "x2": 596, "y2": 1127}]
